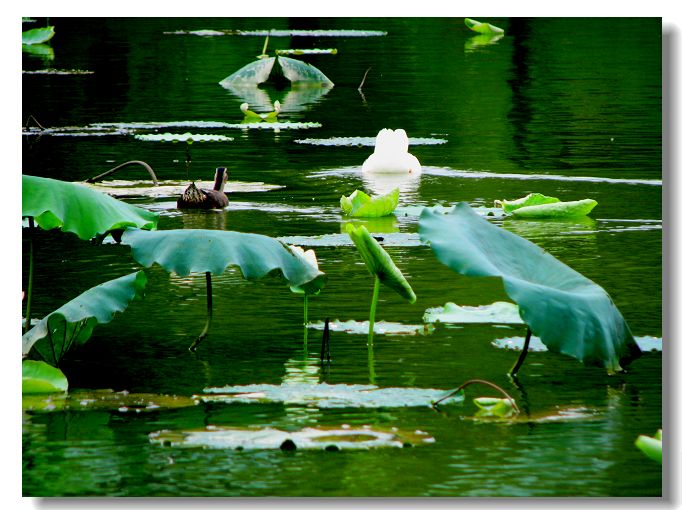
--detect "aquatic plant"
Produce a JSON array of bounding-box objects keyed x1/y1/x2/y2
[
  {"x1": 419, "y1": 203, "x2": 641, "y2": 374},
  {"x1": 464, "y1": 18, "x2": 504, "y2": 35},
  {"x1": 240, "y1": 100, "x2": 281, "y2": 122},
  {"x1": 220, "y1": 55, "x2": 334, "y2": 89},
  {"x1": 340, "y1": 188, "x2": 399, "y2": 218},
  {"x1": 22, "y1": 26, "x2": 55, "y2": 45},
  {"x1": 22, "y1": 360, "x2": 68, "y2": 394},
  {"x1": 494, "y1": 192, "x2": 598, "y2": 218},
  {"x1": 120, "y1": 229, "x2": 327, "y2": 351},
  {"x1": 635, "y1": 430, "x2": 662, "y2": 463}
]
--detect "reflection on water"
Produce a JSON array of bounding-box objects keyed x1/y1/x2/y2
[
  {"x1": 362, "y1": 171, "x2": 421, "y2": 199},
  {"x1": 223, "y1": 83, "x2": 332, "y2": 113},
  {"x1": 340, "y1": 216, "x2": 399, "y2": 234}
]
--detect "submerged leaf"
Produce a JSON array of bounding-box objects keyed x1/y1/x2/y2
[
  {"x1": 464, "y1": 18, "x2": 504, "y2": 35},
  {"x1": 340, "y1": 188, "x2": 399, "y2": 218},
  {"x1": 121, "y1": 228, "x2": 326, "y2": 294},
  {"x1": 494, "y1": 193, "x2": 560, "y2": 213},
  {"x1": 277, "y1": 56, "x2": 334, "y2": 87},
  {"x1": 419, "y1": 203, "x2": 641, "y2": 372},
  {"x1": 218, "y1": 57, "x2": 276, "y2": 87},
  {"x1": 22, "y1": 360, "x2": 68, "y2": 394},
  {"x1": 346, "y1": 224, "x2": 416, "y2": 303},
  {"x1": 22, "y1": 272, "x2": 148, "y2": 365},
  {"x1": 22, "y1": 26, "x2": 55, "y2": 45},
  {"x1": 511, "y1": 199, "x2": 598, "y2": 218},
  {"x1": 22, "y1": 175, "x2": 159, "y2": 240}
]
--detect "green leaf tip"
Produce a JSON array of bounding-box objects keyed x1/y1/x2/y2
[
  {"x1": 464, "y1": 18, "x2": 504, "y2": 35},
  {"x1": 346, "y1": 224, "x2": 416, "y2": 303},
  {"x1": 494, "y1": 193, "x2": 598, "y2": 218},
  {"x1": 340, "y1": 188, "x2": 399, "y2": 218},
  {"x1": 22, "y1": 360, "x2": 68, "y2": 394}
]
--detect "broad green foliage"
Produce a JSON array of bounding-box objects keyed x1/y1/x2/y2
[
  {"x1": 22, "y1": 360, "x2": 68, "y2": 394},
  {"x1": 22, "y1": 272, "x2": 148, "y2": 365},
  {"x1": 423, "y1": 301, "x2": 523, "y2": 324},
  {"x1": 495, "y1": 193, "x2": 560, "y2": 213},
  {"x1": 635, "y1": 431, "x2": 662, "y2": 463},
  {"x1": 220, "y1": 56, "x2": 333, "y2": 89},
  {"x1": 22, "y1": 175, "x2": 159, "y2": 240},
  {"x1": 22, "y1": 26, "x2": 55, "y2": 45},
  {"x1": 511, "y1": 199, "x2": 598, "y2": 218},
  {"x1": 346, "y1": 224, "x2": 416, "y2": 303},
  {"x1": 340, "y1": 188, "x2": 400, "y2": 218},
  {"x1": 419, "y1": 203, "x2": 641, "y2": 372},
  {"x1": 464, "y1": 18, "x2": 504, "y2": 35},
  {"x1": 121, "y1": 228, "x2": 327, "y2": 294},
  {"x1": 134, "y1": 132, "x2": 233, "y2": 142},
  {"x1": 275, "y1": 48, "x2": 338, "y2": 55},
  {"x1": 277, "y1": 56, "x2": 334, "y2": 87},
  {"x1": 219, "y1": 57, "x2": 276, "y2": 87}
]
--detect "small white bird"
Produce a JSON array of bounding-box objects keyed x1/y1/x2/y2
[{"x1": 361, "y1": 128, "x2": 422, "y2": 174}]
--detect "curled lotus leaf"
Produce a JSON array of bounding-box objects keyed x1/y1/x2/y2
[
  {"x1": 419, "y1": 203, "x2": 641, "y2": 372},
  {"x1": 464, "y1": 18, "x2": 504, "y2": 35},
  {"x1": 22, "y1": 26, "x2": 55, "y2": 45},
  {"x1": 219, "y1": 57, "x2": 276, "y2": 87},
  {"x1": 635, "y1": 432, "x2": 662, "y2": 463},
  {"x1": 511, "y1": 199, "x2": 598, "y2": 218},
  {"x1": 494, "y1": 193, "x2": 560, "y2": 213},
  {"x1": 340, "y1": 188, "x2": 399, "y2": 218},
  {"x1": 277, "y1": 56, "x2": 334, "y2": 87}
]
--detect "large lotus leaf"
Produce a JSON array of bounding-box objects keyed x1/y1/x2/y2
[
  {"x1": 22, "y1": 26, "x2": 55, "y2": 45},
  {"x1": 340, "y1": 188, "x2": 399, "y2": 218},
  {"x1": 22, "y1": 175, "x2": 159, "y2": 240},
  {"x1": 495, "y1": 192, "x2": 560, "y2": 213},
  {"x1": 346, "y1": 224, "x2": 416, "y2": 303},
  {"x1": 23, "y1": 389, "x2": 200, "y2": 413},
  {"x1": 134, "y1": 132, "x2": 233, "y2": 142},
  {"x1": 121, "y1": 228, "x2": 327, "y2": 294},
  {"x1": 277, "y1": 56, "x2": 334, "y2": 87},
  {"x1": 22, "y1": 271, "x2": 148, "y2": 365},
  {"x1": 511, "y1": 199, "x2": 598, "y2": 218},
  {"x1": 22, "y1": 360, "x2": 68, "y2": 394},
  {"x1": 419, "y1": 203, "x2": 641, "y2": 372},
  {"x1": 464, "y1": 18, "x2": 504, "y2": 35},
  {"x1": 218, "y1": 57, "x2": 276, "y2": 88}
]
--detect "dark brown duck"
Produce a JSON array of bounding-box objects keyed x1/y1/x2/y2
[{"x1": 177, "y1": 167, "x2": 229, "y2": 209}]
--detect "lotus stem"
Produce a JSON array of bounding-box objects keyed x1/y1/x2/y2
[
  {"x1": 509, "y1": 327, "x2": 532, "y2": 376},
  {"x1": 185, "y1": 144, "x2": 192, "y2": 180},
  {"x1": 303, "y1": 294, "x2": 309, "y2": 350},
  {"x1": 358, "y1": 67, "x2": 371, "y2": 92},
  {"x1": 320, "y1": 317, "x2": 331, "y2": 363},
  {"x1": 367, "y1": 276, "x2": 380, "y2": 346},
  {"x1": 189, "y1": 272, "x2": 213, "y2": 352},
  {"x1": 432, "y1": 379, "x2": 520, "y2": 413},
  {"x1": 85, "y1": 160, "x2": 159, "y2": 186},
  {"x1": 260, "y1": 34, "x2": 270, "y2": 57},
  {"x1": 24, "y1": 217, "x2": 35, "y2": 335}
]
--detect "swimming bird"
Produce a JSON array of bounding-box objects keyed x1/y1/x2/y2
[
  {"x1": 177, "y1": 167, "x2": 229, "y2": 209},
  {"x1": 361, "y1": 128, "x2": 422, "y2": 174}
]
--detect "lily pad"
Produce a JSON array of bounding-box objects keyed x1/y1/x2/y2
[
  {"x1": 202, "y1": 382, "x2": 461, "y2": 408},
  {"x1": 423, "y1": 301, "x2": 524, "y2": 324},
  {"x1": 492, "y1": 335, "x2": 662, "y2": 353},
  {"x1": 150, "y1": 425, "x2": 432, "y2": 451},
  {"x1": 168, "y1": 29, "x2": 387, "y2": 37},
  {"x1": 22, "y1": 26, "x2": 55, "y2": 45},
  {"x1": 307, "y1": 319, "x2": 434, "y2": 336},
  {"x1": 82, "y1": 179, "x2": 284, "y2": 198},
  {"x1": 511, "y1": 199, "x2": 598, "y2": 218},
  {"x1": 23, "y1": 389, "x2": 200, "y2": 413},
  {"x1": 341, "y1": 188, "x2": 399, "y2": 218},
  {"x1": 134, "y1": 132, "x2": 233, "y2": 143},
  {"x1": 23, "y1": 68, "x2": 94, "y2": 75},
  {"x1": 464, "y1": 18, "x2": 504, "y2": 35},
  {"x1": 294, "y1": 136, "x2": 447, "y2": 147},
  {"x1": 275, "y1": 48, "x2": 338, "y2": 55},
  {"x1": 277, "y1": 232, "x2": 423, "y2": 248},
  {"x1": 419, "y1": 203, "x2": 641, "y2": 373},
  {"x1": 494, "y1": 193, "x2": 560, "y2": 213},
  {"x1": 22, "y1": 360, "x2": 68, "y2": 394}
]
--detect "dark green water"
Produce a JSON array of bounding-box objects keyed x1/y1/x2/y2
[{"x1": 22, "y1": 17, "x2": 662, "y2": 497}]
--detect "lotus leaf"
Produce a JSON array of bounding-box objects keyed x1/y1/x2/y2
[
  {"x1": 22, "y1": 271, "x2": 148, "y2": 365},
  {"x1": 277, "y1": 56, "x2": 334, "y2": 87},
  {"x1": 134, "y1": 132, "x2": 233, "y2": 142},
  {"x1": 346, "y1": 224, "x2": 416, "y2": 303},
  {"x1": 22, "y1": 360, "x2": 68, "y2": 394},
  {"x1": 121, "y1": 228, "x2": 326, "y2": 294},
  {"x1": 22, "y1": 175, "x2": 159, "y2": 240},
  {"x1": 495, "y1": 192, "x2": 560, "y2": 213},
  {"x1": 464, "y1": 18, "x2": 504, "y2": 35},
  {"x1": 22, "y1": 26, "x2": 55, "y2": 45},
  {"x1": 23, "y1": 389, "x2": 200, "y2": 413},
  {"x1": 423, "y1": 301, "x2": 524, "y2": 324},
  {"x1": 307, "y1": 319, "x2": 433, "y2": 336},
  {"x1": 419, "y1": 203, "x2": 641, "y2": 373},
  {"x1": 275, "y1": 48, "x2": 338, "y2": 55},
  {"x1": 219, "y1": 56, "x2": 333, "y2": 89},
  {"x1": 340, "y1": 188, "x2": 399, "y2": 218},
  {"x1": 511, "y1": 199, "x2": 598, "y2": 218},
  {"x1": 635, "y1": 432, "x2": 662, "y2": 463},
  {"x1": 219, "y1": 57, "x2": 276, "y2": 87},
  {"x1": 473, "y1": 397, "x2": 516, "y2": 418}
]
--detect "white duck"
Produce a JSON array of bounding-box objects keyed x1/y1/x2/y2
[{"x1": 361, "y1": 128, "x2": 422, "y2": 175}]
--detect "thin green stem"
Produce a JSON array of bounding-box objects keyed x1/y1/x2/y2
[
  {"x1": 509, "y1": 327, "x2": 532, "y2": 376},
  {"x1": 432, "y1": 379, "x2": 520, "y2": 414},
  {"x1": 260, "y1": 34, "x2": 270, "y2": 57},
  {"x1": 303, "y1": 294, "x2": 309, "y2": 352},
  {"x1": 189, "y1": 272, "x2": 213, "y2": 352},
  {"x1": 24, "y1": 218, "x2": 35, "y2": 335},
  {"x1": 367, "y1": 276, "x2": 380, "y2": 347}
]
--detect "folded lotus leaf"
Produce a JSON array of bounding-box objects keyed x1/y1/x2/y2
[
  {"x1": 495, "y1": 192, "x2": 560, "y2": 213},
  {"x1": 277, "y1": 56, "x2": 334, "y2": 87},
  {"x1": 22, "y1": 271, "x2": 148, "y2": 365},
  {"x1": 419, "y1": 203, "x2": 641, "y2": 372},
  {"x1": 22, "y1": 26, "x2": 55, "y2": 45},
  {"x1": 218, "y1": 57, "x2": 276, "y2": 88},
  {"x1": 22, "y1": 360, "x2": 68, "y2": 394},
  {"x1": 22, "y1": 175, "x2": 159, "y2": 240},
  {"x1": 121, "y1": 228, "x2": 326, "y2": 295},
  {"x1": 511, "y1": 199, "x2": 598, "y2": 218},
  {"x1": 346, "y1": 224, "x2": 416, "y2": 303},
  {"x1": 464, "y1": 18, "x2": 504, "y2": 35},
  {"x1": 340, "y1": 188, "x2": 399, "y2": 218}
]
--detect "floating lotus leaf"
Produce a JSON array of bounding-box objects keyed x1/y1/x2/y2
[
  {"x1": 150, "y1": 425, "x2": 433, "y2": 451},
  {"x1": 464, "y1": 18, "x2": 504, "y2": 35},
  {"x1": 22, "y1": 26, "x2": 55, "y2": 45},
  {"x1": 511, "y1": 199, "x2": 598, "y2": 218},
  {"x1": 22, "y1": 271, "x2": 148, "y2": 365},
  {"x1": 473, "y1": 397, "x2": 516, "y2": 418},
  {"x1": 83, "y1": 179, "x2": 284, "y2": 198},
  {"x1": 121, "y1": 228, "x2": 326, "y2": 294},
  {"x1": 495, "y1": 193, "x2": 560, "y2": 213},
  {"x1": 277, "y1": 56, "x2": 334, "y2": 87},
  {"x1": 346, "y1": 224, "x2": 416, "y2": 303},
  {"x1": 202, "y1": 382, "x2": 461, "y2": 408},
  {"x1": 218, "y1": 57, "x2": 276, "y2": 87},
  {"x1": 275, "y1": 48, "x2": 338, "y2": 55},
  {"x1": 635, "y1": 431, "x2": 662, "y2": 463},
  {"x1": 423, "y1": 301, "x2": 524, "y2": 324},
  {"x1": 294, "y1": 136, "x2": 447, "y2": 147},
  {"x1": 22, "y1": 360, "x2": 68, "y2": 394},
  {"x1": 22, "y1": 175, "x2": 159, "y2": 240},
  {"x1": 278, "y1": 232, "x2": 422, "y2": 248},
  {"x1": 340, "y1": 188, "x2": 399, "y2": 218},
  {"x1": 419, "y1": 203, "x2": 641, "y2": 372},
  {"x1": 307, "y1": 319, "x2": 434, "y2": 336},
  {"x1": 134, "y1": 132, "x2": 233, "y2": 142},
  {"x1": 22, "y1": 389, "x2": 200, "y2": 413},
  {"x1": 492, "y1": 335, "x2": 662, "y2": 353},
  {"x1": 219, "y1": 56, "x2": 333, "y2": 89}
]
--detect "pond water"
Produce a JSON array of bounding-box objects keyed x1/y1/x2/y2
[{"x1": 22, "y1": 17, "x2": 662, "y2": 497}]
